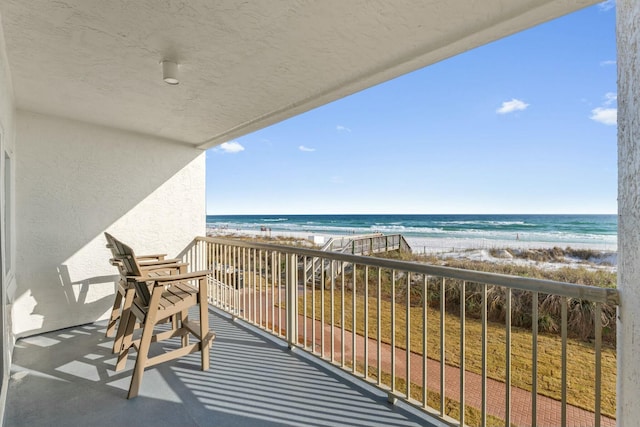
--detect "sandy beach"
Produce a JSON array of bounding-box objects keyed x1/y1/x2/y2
[
  {"x1": 207, "y1": 226, "x2": 616, "y2": 252},
  {"x1": 207, "y1": 227, "x2": 618, "y2": 271}
]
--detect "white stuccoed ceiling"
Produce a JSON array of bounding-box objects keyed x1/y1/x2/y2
[{"x1": 0, "y1": 0, "x2": 598, "y2": 149}]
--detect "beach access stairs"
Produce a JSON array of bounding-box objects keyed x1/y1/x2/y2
[{"x1": 304, "y1": 233, "x2": 411, "y2": 283}]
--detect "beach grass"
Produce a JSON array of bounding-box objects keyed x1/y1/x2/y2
[
  {"x1": 379, "y1": 249, "x2": 616, "y2": 286},
  {"x1": 375, "y1": 251, "x2": 618, "y2": 343}
]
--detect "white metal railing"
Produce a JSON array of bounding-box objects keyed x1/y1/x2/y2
[{"x1": 182, "y1": 236, "x2": 619, "y2": 427}]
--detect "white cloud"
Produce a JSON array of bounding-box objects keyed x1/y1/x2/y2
[
  {"x1": 217, "y1": 141, "x2": 245, "y2": 153},
  {"x1": 589, "y1": 92, "x2": 617, "y2": 126},
  {"x1": 496, "y1": 99, "x2": 529, "y2": 114},
  {"x1": 299, "y1": 145, "x2": 316, "y2": 152},
  {"x1": 603, "y1": 92, "x2": 617, "y2": 106},
  {"x1": 590, "y1": 107, "x2": 617, "y2": 126},
  {"x1": 598, "y1": 0, "x2": 615, "y2": 12},
  {"x1": 600, "y1": 59, "x2": 616, "y2": 66},
  {"x1": 336, "y1": 125, "x2": 351, "y2": 132}
]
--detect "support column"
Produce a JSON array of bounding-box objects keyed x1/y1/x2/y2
[{"x1": 617, "y1": 0, "x2": 640, "y2": 424}]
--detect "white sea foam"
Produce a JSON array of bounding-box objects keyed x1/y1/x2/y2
[
  {"x1": 207, "y1": 226, "x2": 617, "y2": 253},
  {"x1": 208, "y1": 214, "x2": 617, "y2": 253},
  {"x1": 434, "y1": 220, "x2": 529, "y2": 226}
]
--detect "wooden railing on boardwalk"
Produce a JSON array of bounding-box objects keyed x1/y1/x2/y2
[
  {"x1": 306, "y1": 234, "x2": 411, "y2": 280},
  {"x1": 327, "y1": 233, "x2": 412, "y2": 255}
]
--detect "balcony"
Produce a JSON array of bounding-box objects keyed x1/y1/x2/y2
[
  {"x1": 7, "y1": 236, "x2": 618, "y2": 426},
  {"x1": 7, "y1": 308, "x2": 436, "y2": 427}
]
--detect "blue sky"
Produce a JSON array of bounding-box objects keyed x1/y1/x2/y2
[{"x1": 206, "y1": 1, "x2": 617, "y2": 215}]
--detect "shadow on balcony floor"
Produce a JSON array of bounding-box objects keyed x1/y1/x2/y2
[{"x1": 6, "y1": 308, "x2": 439, "y2": 427}]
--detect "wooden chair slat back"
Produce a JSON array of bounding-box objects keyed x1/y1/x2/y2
[
  {"x1": 105, "y1": 232, "x2": 128, "y2": 258},
  {"x1": 105, "y1": 234, "x2": 151, "y2": 305},
  {"x1": 105, "y1": 234, "x2": 143, "y2": 278},
  {"x1": 132, "y1": 279, "x2": 152, "y2": 307},
  {"x1": 104, "y1": 232, "x2": 115, "y2": 251},
  {"x1": 105, "y1": 233, "x2": 128, "y2": 276},
  {"x1": 118, "y1": 246, "x2": 142, "y2": 278}
]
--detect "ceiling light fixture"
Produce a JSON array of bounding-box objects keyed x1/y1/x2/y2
[{"x1": 161, "y1": 60, "x2": 179, "y2": 85}]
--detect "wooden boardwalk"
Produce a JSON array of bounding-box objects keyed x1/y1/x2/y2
[
  {"x1": 324, "y1": 233, "x2": 412, "y2": 255},
  {"x1": 304, "y1": 233, "x2": 412, "y2": 280}
]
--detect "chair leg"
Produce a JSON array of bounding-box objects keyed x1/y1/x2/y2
[
  {"x1": 127, "y1": 312, "x2": 156, "y2": 399},
  {"x1": 171, "y1": 314, "x2": 178, "y2": 332},
  {"x1": 112, "y1": 287, "x2": 135, "y2": 353},
  {"x1": 199, "y1": 277, "x2": 210, "y2": 371},
  {"x1": 115, "y1": 310, "x2": 137, "y2": 372},
  {"x1": 106, "y1": 287, "x2": 124, "y2": 338},
  {"x1": 128, "y1": 288, "x2": 163, "y2": 399},
  {"x1": 180, "y1": 310, "x2": 189, "y2": 347}
]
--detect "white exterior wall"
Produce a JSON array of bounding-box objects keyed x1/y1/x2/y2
[
  {"x1": 12, "y1": 111, "x2": 205, "y2": 337},
  {"x1": 0, "y1": 10, "x2": 16, "y2": 423},
  {"x1": 617, "y1": 0, "x2": 640, "y2": 424}
]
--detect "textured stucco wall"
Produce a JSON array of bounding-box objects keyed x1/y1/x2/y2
[
  {"x1": 0, "y1": 9, "x2": 16, "y2": 422},
  {"x1": 617, "y1": 0, "x2": 640, "y2": 423},
  {"x1": 0, "y1": 18, "x2": 14, "y2": 147},
  {"x1": 0, "y1": 17, "x2": 16, "y2": 291},
  {"x1": 13, "y1": 111, "x2": 205, "y2": 337}
]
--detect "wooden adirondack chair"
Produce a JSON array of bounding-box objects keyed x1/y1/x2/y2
[
  {"x1": 112, "y1": 240, "x2": 214, "y2": 399},
  {"x1": 105, "y1": 232, "x2": 187, "y2": 354}
]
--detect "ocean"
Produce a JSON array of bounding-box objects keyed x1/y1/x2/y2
[{"x1": 206, "y1": 214, "x2": 618, "y2": 251}]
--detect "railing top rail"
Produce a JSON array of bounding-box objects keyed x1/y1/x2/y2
[
  {"x1": 335, "y1": 233, "x2": 404, "y2": 241},
  {"x1": 197, "y1": 236, "x2": 619, "y2": 304},
  {"x1": 319, "y1": 237, "x2": 335, "y2": 251}
]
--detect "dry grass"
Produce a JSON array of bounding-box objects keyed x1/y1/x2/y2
[
  {"x1": 207, "y1": 232, "x2": 315, "y2": 247},
  {"x1": 299, "y1": 289, "x2": 616, "y2": 419},
  {"x1": 487, "y1": 246, "x2": 613, "y2": 264},
  {"x1": 375, "y1": 252, "x2": 617, "y2": 343},
  {"x1": 379, "y1": 250, "x2": 616, "y2": 288}
]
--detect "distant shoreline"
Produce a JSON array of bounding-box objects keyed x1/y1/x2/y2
[
  {"x1": 206, "y1": 227, "x2": 618, "y2": 254},
  {"x1": 206, "y1": 213, "x2": 617, "y2": 253}
]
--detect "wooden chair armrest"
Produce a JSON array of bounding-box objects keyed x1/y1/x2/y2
[
  {"x1": 138, "y1": 258, "x2": 180, "y2": 266},
  {"x1": 140, "y1": 262, "x2": 188, "y2": 271},
  {"x1": 149, "y1": 270, "x2": 209, "y2": 283},
  {"x1": 135, "y1": 253, "x2": 167, "y2": 261}
]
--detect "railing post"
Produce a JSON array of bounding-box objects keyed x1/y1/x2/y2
[
  {"x1": 197, "y1": 238, "x2": 205, "y2": 271},
  {"x1": 286, "y1": 253, "x2": 298, "y2": 349}
]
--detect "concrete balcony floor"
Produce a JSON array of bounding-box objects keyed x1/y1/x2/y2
[{"x1": 6, "y1": 308, "x2": 438, "y2": 427}]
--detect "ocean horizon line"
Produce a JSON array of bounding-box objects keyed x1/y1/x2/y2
[{"x1": 207, "y1": 213, "x2": 617, "y2": 216}]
